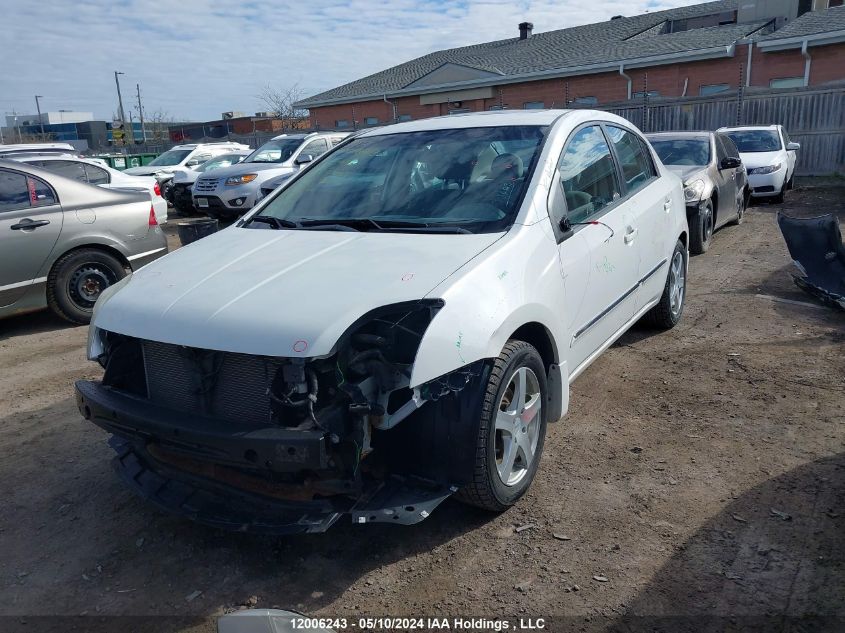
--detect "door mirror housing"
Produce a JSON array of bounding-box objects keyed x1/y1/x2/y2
[
  {"x1": 558, "y1": 216, "x2": 575, "y2": 242},
  {"x1": 295, "y1": 154, "x2": 314, "y2": 165},
  {"x1": 720, "y1": 157, "x2": 741, "y2": 170},
  {"x1": 787, "y1": 142, "x2": 801, "y2": 151}
]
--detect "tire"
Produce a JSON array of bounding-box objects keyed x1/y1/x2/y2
[
  {"x1": 456, "y1": 340, "x2": 548, "y2": 512},
  {"x1": 786, "y1": 174, "x2": 794, "y2": 190},
  {"x1": 643, "y1": 239, "x2": 686, "y2": 330},
  {"x1": 772, "y1": 182, "x2": 786, "y2": 204},
  {"x1": 46, "y1": 249, "x2": 127, "y2": 325},
  {"x1": 689, "y1": 199, "x2": 714, "y2": 255}
]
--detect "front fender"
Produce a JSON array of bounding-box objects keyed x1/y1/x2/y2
[{"x1": 410, "y1": 222, "x2": 567, "y2": 388}]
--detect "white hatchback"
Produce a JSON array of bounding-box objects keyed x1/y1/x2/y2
[
  {"x1": 77, "y1": 110, "x2": 688, "y2": 534},
  {"x1": 719, "y1": 125, "x2": 799, "y2": 203}
]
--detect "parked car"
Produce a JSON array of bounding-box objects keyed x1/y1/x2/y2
[
  {"x1": 718, "y1": 125, "x2": 799, "y2": 203},
  {"x1": 169, "y1": 151, "x2": 251, "y2": 214},
  {"x1": 192, "y1": 132, "x2": 349, "y2": 219},
  {"x1": 0, "y1": 142, "x2": 78, "y2": 159},
  {"x1": 255, "y1": 171, "x2": 296, "y2": 202},
  {"x1": 124, "y1": 142, "x2": 250, "y2": 202},
  {"x1": 0, "y1": 160, "x2": 167, "y2": 324},
  {"x1": 11, "y1": 155, "x2": 169, "y2": 223},
  {"x1": 647, "y1": 131, "x2": 747, "y2": 254},
  {"x1": 76, "y1": 110, "x2": 688, "y2": 534}
]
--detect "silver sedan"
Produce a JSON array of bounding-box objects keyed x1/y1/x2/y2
[
  {"x1": 0, "y1": 159, "x2": 168, "y2": 324},
  {"x1": 648, "y1": 131, "x2": 749, "y2": 254}
]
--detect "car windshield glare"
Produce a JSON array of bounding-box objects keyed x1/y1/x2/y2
[
  {"x1": 246, "y1": 140, "x2": 303, "y2": 164},
  {"x1": 725, "y1": 130, "x2": 781, "y2": 153},
  {"x1": 148, "y1": 149, "x2": 192, "y2": 166},
  {"x1": 650, "y1": 138, "x2": 710, "y2": 166},
  {"x1": 254, "y1": 126, "x2": 547, "y2": 233}
]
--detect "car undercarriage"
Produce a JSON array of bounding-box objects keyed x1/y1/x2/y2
[{"x1": 76, "y1": 300, "x2": 490, "y2": 534}]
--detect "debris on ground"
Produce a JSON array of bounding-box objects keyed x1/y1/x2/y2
[
  {"x1": 770, "y1": 508, "x2": 792, "y2": 521},
  {"x1": 552, "y1": 533, "x2": 572, "y2": 541},
  {"x1": 515, "y1": 523, "x2": 536, "y2": 533},
  {"x1": 185, "y1": 590, "x2": 202, "y2": 602},
  {"x1": 593, "y1": 575, "x2": 609, "y2": 582}
]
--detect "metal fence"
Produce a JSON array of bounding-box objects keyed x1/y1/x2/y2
[{"x1": 588, "y1": 85, "x2": 845, "y2": 176}]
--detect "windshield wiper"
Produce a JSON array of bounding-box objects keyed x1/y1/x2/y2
[
  {"x1": 247, "y1": 216, "x2": 301, "y2": 229},
  {"x1": 298, "y1": 217, "x2": 381, "y2": 231},
  {"x1": 370, "y1": 220, "x2": 473, "y2": 234}
]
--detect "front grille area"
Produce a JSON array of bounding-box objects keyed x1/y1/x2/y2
[
  {"x1": 754, "y1": 185, "x2": 775, "y2": 193},
  {"x1": 193, "y1": 178, "x2": 218, "y2": 193},
  {"x1": 142, "y1": 340, "x2": 284, "y2": 425}
]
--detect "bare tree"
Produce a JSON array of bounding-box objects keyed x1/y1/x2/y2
[
  {"x1": 142, "y1": 108, "x2": 176, "y2": 144},
  {"x1": 258, "y1": 83, "x2": 308, "y2": 129}
]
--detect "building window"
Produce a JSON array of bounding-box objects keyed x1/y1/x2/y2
[
  {"x1": 523, "y1": 101, "x2": 545, "y2": 109},
  {"x1": 632, "y1": 90, "x2": 660, "y2": 99},
  {"x1": 488, "y1": 105, "x2": 509, "y2": 110},
  {"x1": 770, "y1": 77, "x2": 804, "y2": 89},
  {"x1": 700, "y1": 83, "x2": 730, "y2": 96},
  {"x1": 448, "y1": 108, "x2": 470, "y2": 115},
  {"x1": 397, "y1": 114, "x2": 412, "y2": 122},
  {"x1": 365, "y1": 116, "x2": 379, "y2": 126},
  {"x1": 573, "y1": 96, "x2": 598, "y2": 105},
  {"x1": 335, "y1": 119, "x2": 349, "y2": 128}
]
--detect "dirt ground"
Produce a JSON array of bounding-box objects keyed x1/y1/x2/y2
[{"x1": 1, "y1": 182, "x2": 843, "y2": 633}]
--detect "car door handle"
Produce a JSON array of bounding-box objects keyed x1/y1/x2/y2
[
  {"x1": 624, "y1": 227, "x2": 638, "y2": 244},
  {"x1": 663, "y1": 198, "x2": 672, "y2": 213},
  {"x1": 10, "y1": 218, "x2": 50, "y2": 231}
]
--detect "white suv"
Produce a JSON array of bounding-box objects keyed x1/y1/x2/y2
[
  {"x1": 191, "y1": 132, "x2": 348, "y2": 219},
  {"x1": 123, "y1": 142, "x2": 250, "y2": 181},
  {"x1": 77, "y1": 110, "x2": 688, "y2": 534}
]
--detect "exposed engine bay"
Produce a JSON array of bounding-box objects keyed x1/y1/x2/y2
[{"x1": 75, "y1": 300, "x2": 489, "y2": 533}]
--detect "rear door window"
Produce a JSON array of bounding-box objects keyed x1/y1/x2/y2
[
  {"x1": 0, "y1": 170, "x2": 30, "y2": 212},
  {"x1": 28, "y1": 175, "x2": 57, "y2": 207},
  {"x1": 605, "y1": 126, "x2": 657, "y2": 195},
  {"x1": 84, "y1": 163, "x2": 111, "y2": 185}
]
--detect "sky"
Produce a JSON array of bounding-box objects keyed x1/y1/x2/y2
[{"x1": 2, "y1": 0, "x2": 704, "y2": 123}]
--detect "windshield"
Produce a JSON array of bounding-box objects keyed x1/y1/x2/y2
[
  {"x1": 197, "y1": 154, "x2": 243, "y2": 172},
  {"x1": 650, "y1": 138, "x2": 710, "y2": 166},
  {"x1": 245, "y1": 139, "x2": 303, "y2": 164},
  {"x1": 724, "y1": 130, "x2": 782, "y2": 153},
  {"x1": 148, "y1": 149, "x2": 192, "y2": 166},
  {"x1": 253, "y1": 126, "x2": 546, "y2": 234}
]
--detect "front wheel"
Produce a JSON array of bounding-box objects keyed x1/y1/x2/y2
[
  {"x1": 643, "y1": 239, "x2": 686, "y2": 330},
  {"x1": 456, "y1": 340, "x2": 548, "y2": 512},
  {"x1": 46, "y1": 249, "x2": 127, "y2": 324},
  {"x1": 689, "y1": 199, "x2": 714, "y2": 254}
]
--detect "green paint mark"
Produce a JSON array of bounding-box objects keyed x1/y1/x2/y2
[
  {"x1": 498, "y1": 270, "x2": 509, "y2": 280},
  {"x1": 456, "y1": 331, "x2": 466, "y2": 363},
  {"x1": 595, "y1": 256, "x2": 616, "y2": 274}
]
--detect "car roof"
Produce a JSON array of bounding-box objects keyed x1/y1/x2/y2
[
  {"x1": 647, "y1": 131, "x2": 712, "y2": 138},
  {"x1": 357, "y1": 109, "x2": 573, "y2": 136},
  {"x1": 718, "y1": 125, "x2": 780, "y2": 132}
]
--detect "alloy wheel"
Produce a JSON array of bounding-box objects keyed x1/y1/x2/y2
[
  {"x1": 495, "y1": 366, "x2": 542, "y2": 487},
  {"x1": 669, "y1": 251, "x2": 685, "y2": 317}
]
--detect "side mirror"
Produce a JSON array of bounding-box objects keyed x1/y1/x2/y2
[
  {"x1": 295, "y1": 154, "x2": 314, "y2": 165},
  {"x1": 558, "y1": 216, "x2": 574, "y2": 242},
  {"x1": 787, "y1": 142, "x2": 800, "y2": 151},
  {"x1": 720, "y1": 157, "x2": 741, "y2": 170}
]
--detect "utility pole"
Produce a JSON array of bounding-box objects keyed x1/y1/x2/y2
[
  {"x1": 34, "y1": 95, "x2": 45, "y2": 136},
  {"x1": 114, "y1": 71, "x2": 127, "y2": 144},
  {"x1": 135, "y1": 83, "x2": 146, "y2": 144}
]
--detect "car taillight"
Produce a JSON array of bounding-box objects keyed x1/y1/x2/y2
[
  {"x1": 153, "y1": 182, "x2": 162, "y2": 197},
  {"x1": 149, "y1": 205, "x2": 158, "y2": 226}
]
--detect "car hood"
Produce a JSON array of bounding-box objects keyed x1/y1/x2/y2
[
  {"x1": 93, "y1": 227, "x2": 503, "y2": 358},
  {"x1": 738, "y1": 150, "x2": 782, "y2": 169},
  {"x1": 171, "y1": 168, "x2": 199, "y2": 184},
  {"x1": 124, "y1": 166, "x2": 174, "y2": 176},
  {"x1": 196, "y1": 162, "x2": 292, "y2": 180},
  {"x1": 665, "y1": 165, "x2": 708, "y2": 184}
]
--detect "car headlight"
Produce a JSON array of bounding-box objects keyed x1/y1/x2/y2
[
  {"x1": 684, "y1": 179, "x2": 705, "y2": 203},
  {"x1": 225, "y1": 174, "x2": 258, "y2": 186},
  {"x1": 749, "y1": 163, "x2": 782, "y2": 175}
]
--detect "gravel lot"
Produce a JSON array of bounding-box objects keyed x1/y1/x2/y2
[{"x1": 1, "y1": 182, "x2": 843, "y2": 633}]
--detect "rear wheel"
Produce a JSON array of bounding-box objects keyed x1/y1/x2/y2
[
  {"x1": 643, "y1": 240, "x2": 686, "y2": 330},
  {"x1": 689, "y1": 199, "x2": 714, "y2": 254},
  {"x1": 456, "y1": 340, "x2": 548, "y2": 512},
  {"x1": 46, "y1": 249, "x2": 127, "y2": 324},
  {"x1": 729, "y1": 190, "x2": 745, "y2": 226}
]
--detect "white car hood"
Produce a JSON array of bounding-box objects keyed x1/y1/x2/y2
[
  {"x1": 124, "y1": 166, "x2": 171, "y2": 176},
  {"x1": 197, "y1": 162, "x2": 292, "y2": 180},
  {"x1": 171, "y1": 168, "x2": 199, "y2": 184},
  {"x1": 738, "y1": 150, "x2": 782, "y2": 169},
  {"x1": 94, "y1": 226, "x2": 503, "y2": 358}
]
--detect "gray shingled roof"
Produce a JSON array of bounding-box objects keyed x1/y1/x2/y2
[
  {"x1": 298, "y1": 0, "x2": 760, "y2": 107},
  {"x1": 760, "y1": 4, "x2": 845, "y2": 41}
]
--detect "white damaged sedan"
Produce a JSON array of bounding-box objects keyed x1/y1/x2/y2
[{"x1": 76, "y1": 110, "x2": 688, "y2": 534}]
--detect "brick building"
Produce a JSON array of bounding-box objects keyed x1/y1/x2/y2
[{"x1": 295, "y1": 0, "x2": 845, "y2": 129}]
